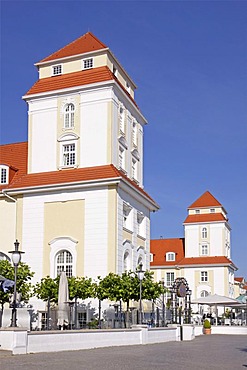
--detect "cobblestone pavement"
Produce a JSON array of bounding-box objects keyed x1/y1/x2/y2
[{"x1": 0, "y1": 335, "x2": 247, "y2": 370}]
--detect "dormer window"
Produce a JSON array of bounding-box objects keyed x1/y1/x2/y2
[
  {"x1": 83, "y1": 58, "x2": 93, "y2": 69},
  {"x1": 0, "y1": 166, "x2": 8, "y2": 184},
  {"x1": 210, "y1": 208, "x2": 215, "y2": 213},
  {"x1": 195, "y1": 209, "x2": 200, "y2": 214},
  {"x1": 52, "y1": 64, "x2": 62, "y2": 76},
  {"x1": 166, "y1": 252, "x2": 175, "y2": 261}
]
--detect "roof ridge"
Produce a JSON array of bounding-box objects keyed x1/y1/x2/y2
[{"x1": 39, "y1": 32, "x2": 107, "y2": 63}]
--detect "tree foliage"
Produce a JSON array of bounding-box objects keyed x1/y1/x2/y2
[
  {"x1": 33, "y1": 276, "x2": 60, "y2": 303},
  {"x1": 68, "y1": 276, "x2": 94, "y2": 300},
  {"x1": 0, "y1": 259, "x2": 34, "y2": 309}
]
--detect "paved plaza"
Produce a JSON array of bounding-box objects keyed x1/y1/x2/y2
[{"x1": 0, "y1": 335, "x2": 247, "y2": 370}]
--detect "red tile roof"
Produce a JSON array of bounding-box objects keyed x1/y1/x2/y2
[
  {"x1": 0, "y1": 142, "x2": 28, "y2": 191},
  {"x1": 39, "y1": 32, "x2": 107, "y2": 63},
  {"x1": 150, "y1": 238, "x2": 185, "y2": 266},
  {"x1": 183, "y1": 213, "x2": 227, "y2": 224},
  {"x1": 188, "y1": 191, "x2": 222, "y2": 209},
  {"x1": 178, "y1": 256, "x2": 235, "y2": 267},
  {"x1": 235, "y1": 277, "x2": 244, "y2": 282},
  {"x1": 25, "y1": 66, "x2": 114, "y2": 96},
  {"x1": 0, "y1": 142, "x2": 156, "y2": 205},
  {"x1": 150, "y1": 237, "x2": 236, "y2": 268}
]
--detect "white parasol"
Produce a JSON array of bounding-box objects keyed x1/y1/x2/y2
[
  {"x1": 57, "y1": 271, "x2": 69, "y2": 328},
  {"x1": 192, "y1": 294, "x2": 241, "y2": 325}
]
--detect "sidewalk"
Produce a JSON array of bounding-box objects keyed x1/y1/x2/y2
[{"x1": 0, "y1": 334, "x2": 246, "y2": 369}]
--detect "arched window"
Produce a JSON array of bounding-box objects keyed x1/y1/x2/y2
[
  {"x1": 55, "y1": 250, "x2": 73, "y2": 277},
  {"x1": 124, "y1": 251, "x2": 130, "y2": 271},
  {"x1": 0, "y1": 252, "x2": 11, "y2": 262},
  {"x1": 64, "y1": 103, "x2": 75, "y2": 128},
  {"x1": 137, "y1": 256, "x2": 143, "y2": 266},
  {"x1": 200, "y1": 290, "x2": 209, "y2": 298},
  {"x1": 202, "y1": 227, "x2": 207, "y2": 239}
]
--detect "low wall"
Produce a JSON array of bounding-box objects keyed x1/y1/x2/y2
[
  {"x1": 0, "y1": 326, "x2": 181, "y2": 355},
  {"x1": 194, "y1": 325, "x2": 247, "y2": 336}
]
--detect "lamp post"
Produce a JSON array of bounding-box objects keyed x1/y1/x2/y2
[
  {"x1": 161, "y1": 278, "x2": 165, "y2": 327},
  {"x1": 9, "y1": 240, "x2": 24, "y2": 327},
  {"x1": 137, "y1": 263, "x2": 145, "y2": 324}
]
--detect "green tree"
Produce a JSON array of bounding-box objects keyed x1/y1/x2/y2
[
  {"x1": 33, "y1": 276, "x2": 60, "y2": 304},
  {"x1": 0, "y1": 260, "x2": 34, "y2": 320},
  {"x1": 68, "y1": 276, "x2": 94, "y2": 300}
]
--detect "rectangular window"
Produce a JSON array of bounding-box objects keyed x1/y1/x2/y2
[
  {"x1": 132, "y1": 158, "x2": 137, "y2": 179},
  {"x1": 0, "y1": 168, "x2": 7, "y2": 184},
  {"x1": 52, "y1": 65, "x2": 62, "y2": 75},
  {"x1": 210, "y1": 208, "x2": 215, "y2": 213},
  {"x1": 83, "y1": 58, "x2": 93, "y2": 69},
  {"x1": 201, "y1": 245, "x2": 208, "y2": 255},
  {"x1": 166, "y1": 272, "x2": 175, "y2": 287},
  {"x1": 119, "y1": 107, "x2": 125, "y2": 133},
  {"x1": 119, "y1": 146, "x2": 125, "y2": 170},
  {"x1": 63, "y1": 144, "x2": 75, "y2": 166},
  {"x1": 132, "y1": 122, "x2": 137, "y2": 146},
  {"x1": 166, "y1": 252, "x2": 175, "y2": 261},
  {"x1": 201, "y1": 271, "x2": 208, "y2": 282}
]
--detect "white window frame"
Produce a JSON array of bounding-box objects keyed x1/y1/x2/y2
[
  {"x1": 123, "y1": 202, "x2": 132, "y2": 231},
  {"x1": 201, "y1": 271, "x2": 208, "y2": 282},
  {"x1": 200, "y1": 290, "x2": 209, "y2": 297},
  {"x1": 201, "y1": 244, "x2": 208, "y2": 256},
  {"x1": 49, "y1": 237, "x2": 77, "y2": 278},
  {"x1": 166, "y1": 252, "x2": 175, "y2": 261},
  {"x1": 62, "y1": 143, "x2": 76, "y2": 167},
  {"x1": 83, "y1": 58, "x2": 93, "y2": 69},
  {"x1": 137, "y1": 212, "x2": 145, "y2": 236},
  {"x1": 119, "y1": 106, "x2": 125, "y2": 134},
  {"x1": 56, "y1": 250, "x2": 73, "y2": 278},
  {"x1": 195, "y1": 209, "x2": 200, "y2": 214},
  {"x1": 210, "y1": 208, "x2": 215, "y2": 213},
  {"x1": 64, "y1": 103, "x2": 75, "y2": 129},
  {"x1": 52, "y1": 64, "x2": 62, "y2": 76},
  {"x1": 202, "y1": 227, "x2": 208, "y2": 239},
  {"x1": 166, "y1": 272, "x2": 175, "y2": 287},
  {"x1": 119, "y1": 145, "x2": 125, "y2": 171},
  {"x1": 132, "y1": 121, "x2": 137, "y2": 146},
  {"x1": 0, "y1": 166, "x2": 8, "y2": 184},
  {"x1": 131, "y1": 158, "x2": 137, "y2": 180}
]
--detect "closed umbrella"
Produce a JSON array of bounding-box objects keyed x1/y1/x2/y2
[{"x1": 57, "y1": 271, "x2": 69, "y2": 329}]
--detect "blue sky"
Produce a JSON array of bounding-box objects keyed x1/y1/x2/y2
[{"x1": 1, "y1": 1, "x2": 246, "y2": 277}]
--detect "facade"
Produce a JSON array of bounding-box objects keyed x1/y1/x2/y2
[
  {"x1": 0, "y1": 33, "x2": 159, "y2": 308},
  {"x1": 150, "y1": 191, "x2": 237, "y2": 300}
]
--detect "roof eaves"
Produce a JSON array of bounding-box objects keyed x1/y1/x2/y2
[
  {"x1": 2, "y1": 177, "x2": 122, "y2": 195},
  {"x1": 35, "y1": 47, "x2": 110, "y2": 67}
]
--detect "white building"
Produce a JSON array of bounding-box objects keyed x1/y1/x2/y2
[
  {"x1": 0, "y1": 32, "x2": 159, "y2": 316},
  {"x1": 151, "y1": 191, "x2": 237, "y2": 300}
]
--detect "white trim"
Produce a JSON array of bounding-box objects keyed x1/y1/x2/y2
[{"x1": 49, "y1": 237, "x2": 78, "y2": 278}]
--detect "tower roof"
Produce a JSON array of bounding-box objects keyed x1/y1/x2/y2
[
  {"x1": 38, "y1": 32, "x2": 107, "y2": 64},
  {"x1": 188, "y1": 191, "x2": 222, "y2": 209}
]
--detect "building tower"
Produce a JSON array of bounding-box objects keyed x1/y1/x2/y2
[{"x1": 0, "y1": 33, "x2": 159, "y2": 286}]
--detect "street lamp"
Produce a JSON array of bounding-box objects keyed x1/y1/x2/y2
[
  {"x1": 137, "y1": 262, "x2": 145, "y2": 324},
  {"x1": 9, "y1": 240, "x2": 24, "y2": 327},
  {"x1": 161, "y1": 278, "x2": 165, "y2": 327}
]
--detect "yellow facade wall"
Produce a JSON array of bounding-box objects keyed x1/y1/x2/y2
[
  {"x1": 0, "y1": 196, "x2": 23, "y2": 255},
  {"x1": 43, "y1": 199, "x2": 85, "y2": 276}
]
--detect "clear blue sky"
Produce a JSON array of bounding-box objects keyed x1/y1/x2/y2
[{"x1": 1, "y1": 1, "x2": 246, "y2": 277}]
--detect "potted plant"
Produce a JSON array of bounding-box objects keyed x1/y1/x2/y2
[{"x1": 203, "y1": 319, "x2": 211, "y2": 334}]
